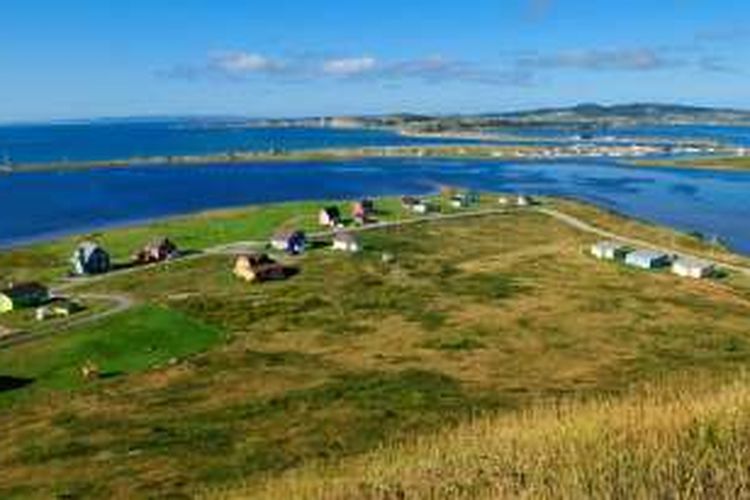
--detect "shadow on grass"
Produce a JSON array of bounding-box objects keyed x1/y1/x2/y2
[{"x1": 0, "y1": 376, "x2": 34, "y2": 393}]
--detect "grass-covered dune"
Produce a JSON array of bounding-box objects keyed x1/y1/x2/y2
[
  {"x1": 228, "y1": 376, "x2": 750, "y2": 499},
  {"x1": 1, "y1": 196, "x2": 750, "y2": 497},
  {"x1": 635, "y1": 155, "x2": 750, "y2": 172}
]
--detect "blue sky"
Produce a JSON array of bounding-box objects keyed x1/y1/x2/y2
[{"x1": 1, "y1": 0, "x2": 749, "y2": 122}]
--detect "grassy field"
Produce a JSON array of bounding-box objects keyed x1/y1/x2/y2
[
  {"x1": 230, "y1": 375, "x2": 750, "y2": 499},
  {"x1": 0, "y1": 197, "x2": 408, "y2": 284},
  {"x1": 1, "y1": 198, "x2": 750, "y2": 497}
]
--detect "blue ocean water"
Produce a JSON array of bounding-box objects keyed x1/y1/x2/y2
[
  {"x1": 0, "y1": 122, "x2": 479, "y2": 165},
  {"x1": 1, "y1": 158, "x2": 749, "y2": 255}
]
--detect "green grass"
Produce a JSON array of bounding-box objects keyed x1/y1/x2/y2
[
  {"x1": 0, "y1": 305, "x2": 223, "y2": 401},
  {"x1": 1, "y1": 199, "x2": 750, "y2": 497}
]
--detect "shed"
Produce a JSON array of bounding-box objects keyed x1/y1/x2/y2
[
  {"x1": 332, "y1": 232, "x2": 361, "y2": 253},
  {"x1": 412, "y1": 201, "x2": 432, "y2": 214},
  {"x1": 516, "y1": 195, "x2": 533, "y2": 207},
  {"x1": 0, "y1": 282, "x2": 50, "y2": 314},
  {"x1": 233, "y1": 253, "x2": 287, "y2": 283},
  {"x1": 672, "y1": 258, "x2": 715, "y2": 279},
  {"x1": 319, "y1": 207, "x2": 342, "y2": 227},
  {"x1": 134, "y1": 237, "x2": 179, "y2": 264},
  {"x1": 270, "y1": 230, "x2": 307, "y2": 255},
  {"x1": 450, "y1": 195, "x2": 468, "y2": 208},
  {"x1": 71, "y1": 242, "x2": 111, "y2": 276},
  {"x1": 625, "y1": 250, "x2": 671, "y2": 270},
  {"x1": 591, "y1": 241, "x2": 630, "y2": 261}
]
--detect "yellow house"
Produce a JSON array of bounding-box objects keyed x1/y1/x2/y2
[{"x1": 0, "y1": 293, "x2": 12, "y2": 314}]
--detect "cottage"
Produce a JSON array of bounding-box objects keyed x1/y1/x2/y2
[
  {"x1": 352, "y1": 199, "x2": 375, "y2": 223},
  {"x1": 270, "y1": 230, "x2": 307, "y2": 255},
  {"x1": 401, "y1": 196, "x2": 419, "y2": 209},
  {"x1": 591, "y1": 241, "x2": 630, "y2": 261},
  {"x1": 35, "y1": 299, "x2": 83, "y2": 322},
  {"x1": 0, "y1": 282, "x2": 50, "y2": 314},
  {"x1": 319, "y1": 207, "x2": 342, "y2": 227},
  {"x1": 450, "y1": 195, "x2": 468, "y2": 208},
  {"x1": 332, "y1": 232, "x2": 361, "y2": 253},
  {"x1": 134, "y1": 237, "x2": 179, "y2": 264},
  {"x1": 71, "y1": 242, "x2": 111, "y2": 276},
  {"x1": 516, "y1": 195, "x2": 532, "y2": 207},
  {"x1": 625, "y1": 250, "x2": 671, "y2": 270},
  {"x1": 233, "y1": 253, "x2": 287, "y2": 283},
  {"x1": 412, "y1": 201, "x2": 432, "y2": 214},
  {"x1": 672, "y1": 258, "x2": 715, "y2": 279}
]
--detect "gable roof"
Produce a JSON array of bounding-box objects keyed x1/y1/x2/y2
[{"x1": 1, "y1": 282, "x2": 48, "y2": 299}]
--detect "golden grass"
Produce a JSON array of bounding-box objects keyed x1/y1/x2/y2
[{"x1": 218, "y1": 375, "x2": 750, "y2": 499}]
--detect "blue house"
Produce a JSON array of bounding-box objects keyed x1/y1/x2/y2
[
  {"x1": 270, "y1": 230, "x2": 307, "y2": 255},
  {"x1": 71, "y1": 242, "x2": 111, "y2": 276}
]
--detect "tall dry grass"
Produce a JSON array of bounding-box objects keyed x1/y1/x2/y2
[{"x1": 210, "y1": 376, "x2": 750, "y2": 499}]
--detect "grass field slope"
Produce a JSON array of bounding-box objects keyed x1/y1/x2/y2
[{"x1": 0, "y1": 196, "x2": 749, "y2": 497}]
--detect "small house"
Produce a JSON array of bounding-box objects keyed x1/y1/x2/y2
[
  {"x1": 0, "y1": 282, "x2": 50, "y2": 314},
  {"x1": 450, "y1": 195, "x2": 468, "y2": 208},
  {"x1": 233, "y1": 253, "x2": 287, "y2": 283},
  {"x1": 412, "y1": 201, "x2": 432, "y2": 214},
  {"x1": 401, "y1": 196, "x2": 420, "y2": 209},
  {"x1": 591, "y1": 241, "x2": 630, "y2": 261},
  {"x1": 319, "y1": 207, "x2": 342, "y2": 227},
  {"x1": 71, "y1": 241, "x2": 111, "y2": 276},
  {"x1": 516, "y1": 195, "x2": 532, "y2": 207},
  {"x1": 672, "y1": 258, "x2": 715, "y2": 279},
  {"x1": 625, "y1": 250, "x2": 671, "y2": 270},
  {"x1": 134, "y1": 237, "x2": 179, "y2": 264},
  {"x1": 352, "y1": 199, "x2": 375, "y2": 224},
  {"x1": 332, "y1": 232, "x2": 361, "y2": 253},
  {"x1": 270, "y1": 230, "x2": 307, "y2": 255},
  {"x1": 35, "y1": 299, "x2": 83, "y2": 321}
]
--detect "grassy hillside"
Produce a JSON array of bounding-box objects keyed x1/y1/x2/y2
[
  {"x1": 1, "y1": 198, "x2": 749, "y2": 497},
  {"x1": 228, "y1": 376, "x2": 750, "y2": 499}
]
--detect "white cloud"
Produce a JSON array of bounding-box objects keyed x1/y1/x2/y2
[
  {"x1": 210, "y1": 52, "x2": 282, "y2": 75},
  {"x1": 322, "y1": 57, "x2": 378, "y2": 76}
]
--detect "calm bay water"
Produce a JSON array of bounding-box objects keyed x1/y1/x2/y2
[
  {"x1": 1, "y1": 158, "x2": 749, "y2": 255},
  {"x1": 0, "y1": 122, "x2": 477, "y2": 165}
]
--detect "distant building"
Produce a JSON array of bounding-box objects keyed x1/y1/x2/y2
[
  {"x1": 319, "y1": 207, "x2": 342, "y2": 227},
  {"x1": 412, "y1": 201, "x2": 432, "y2": 214},
  {"x1": 71, "y1": 242, "x2": 111, "y2": 276},
  {"x1": 401, "y1": 196, "x2": 420, "y2": 209},
  {"x1": 36, "y1": 298, "x2": 83, "y2": 321},
  {"x1": 450, "y1": 195, "x2": 468, "y2": 208},
  {"x1": 352, "y1": 199, "x2": 375, "y2": 224},
  {"x1": 625, "y1": 250, "x2": 671, "y2": 270},
  {"x1": 516, "y1": 195, "x2": 533, "y2": 207},
  {"x1": 591, "y1": 241, "x2": 630, "y2": 261},
  {"x1": 672, "y1": 258, "x2": 715, "y2": 279},
  {"x1": 270, "y1": 230, "x2": 307, "y2": 255},
  {"x1": 134, "y1": 237, "x2": 179, "y2": 265},
  {"x1": 0, "y1": 282, "x2": 50, "y2": 314},
  {"x1": 233, "y1": 253, "x2": 288, "y2": 283},
  {"x1": 332, "y1": 232, "x2": 361, "y2": 253}
]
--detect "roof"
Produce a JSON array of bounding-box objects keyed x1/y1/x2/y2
[
  {"x1": 76, "y1": 241, "x2": 107, "y2": 259},
  {"x1": 593, "y1": 241, "x2": 626, "y2": 250},
  {"x1": 272, "y1": 230, "x2": 306, "y2": 242},
  {"x1": 673, "y1": 257, "x2": 714, "y2": 270},
  {"x1": 321, "y1": 206, "x2": 341, "y2": 217},
  {"x1": 627, "y1": 249, "x2": 669, "y2": 261},
  {"x1": 1, "y1": 282, "x2": 48, "y2": 298},
  {"x1": 236, "y1": 253, "x2": 276, "y2": 267}
]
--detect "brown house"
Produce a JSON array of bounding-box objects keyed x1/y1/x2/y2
[
  {"x1": 233, "y1": 253, "x2": 288, "y2": 283},
  {"x1": 134, "y1": 237, "x2": 179, "y2": 264}
]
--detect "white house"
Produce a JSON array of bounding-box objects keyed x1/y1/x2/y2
[
  {"x1": 625, "y1": 249, "x2": 671, "y2": 270},
  {"x1": 672, "y1": 258, "x2": 715, "y2": 279},
  {"x1": 516, "y1": 195, "x2": 532, "y2": 207},
  {"x1": 332, "y1": 233, "x2": 361, "y2": 253},
  {"x1": 450, "y1": 195, "x2": 468, "y2": 208},
  {"x1": 591, "y1": 241, "x2": 630, "y2": 261},
  {"x1": 412, "y1": 201, "x2": 431, "y2": 214}
]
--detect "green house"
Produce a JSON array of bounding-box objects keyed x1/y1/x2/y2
[{"x1": 0, "y1": 282, "x2": 50, "y2": 314}]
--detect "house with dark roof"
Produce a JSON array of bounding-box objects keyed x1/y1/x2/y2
[
  {"x1": 71, "y1": 242, "x2": 111, "y2": 276},
  {"x1": 134, "y1": 237, "x2": 179, "y2": 264},
  {"x1": 0, "y1": 282, "x2": 50, "y2": 314},
  {"x1": 319, "y1": 206, "x2": 342, "y2": 227},
  {"x1": 270, "y1": 230, "x2": 307, "y2": 255}
]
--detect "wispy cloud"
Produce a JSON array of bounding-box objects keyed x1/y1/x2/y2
[
  {"x1": 516, "y1": 48, "x2": 682, "y2": 72},
  {"x1": 322, "y1": 57, "x2": 378, "y2": 76},
  {"x1": 163, "y1": 51, "x2": 529, "y2": 86}
]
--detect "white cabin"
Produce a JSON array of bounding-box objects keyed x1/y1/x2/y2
[{"x1": 672, "y1": 258, "x2": 715, "y2": 279}]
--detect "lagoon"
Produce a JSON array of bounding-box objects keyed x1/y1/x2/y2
[{"x1": 1, "y1": 158, "x2": 749, "y2": 254}]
